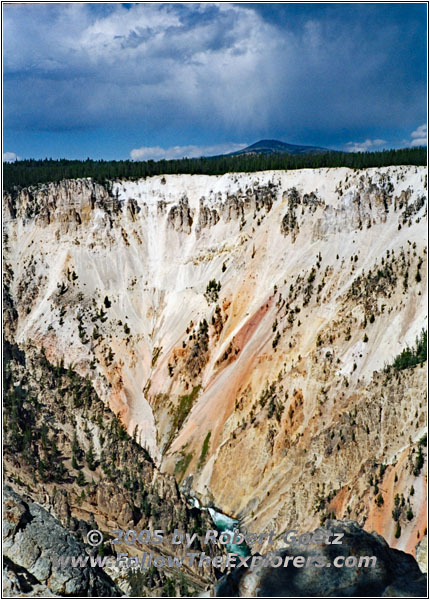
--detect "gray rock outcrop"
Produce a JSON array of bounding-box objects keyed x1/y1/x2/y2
[
  {"x1": 416, "y1": 535, "x2": 427, "y2": 574},
  {"x1": 3, "y1": 486, "x2": 121, "y2": 597},
  {"x1": 213, "y1": 520, "x2": 427, "y2": 597}
]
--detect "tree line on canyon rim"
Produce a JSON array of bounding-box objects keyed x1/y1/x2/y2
[{"x1": 3, "y1": 147, "x2": 426, "y2": 191}]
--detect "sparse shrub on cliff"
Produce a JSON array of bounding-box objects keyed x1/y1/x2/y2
[
  {"x1": 92, "y1": 306, "x2": 107, "y2": 323},
  {"x1": 388, "y1": 329, "x2": 427, "y2": 371},
  {"x1": 57, "y1": 282, "x2": 68, "y2": 296},
  {"x1": 105, "y1": 347, "x2": 115, "y2": 366},
  {"x1": 173, "y1": 386, "x2": 201, "y2": 434},
  {"x1": 204, "y1": 279, "x2": 221, "y2": 304},
  {"x1": 413, "y1": 445, "x2": 424, "y2": 476},
  {"x1": 112, "y1": 416, "x2": 128, "y2": 441},
  {"x1": 78, "y1": 324, "x2": 89, "y2": 345},
  {"x1": 415, "y1": 257, "x2": 423, "y2": 283},
  {"x1": 185, "y1": 321, "x2": 210, "y2": 376},
  {"x1": 140, "y1": 491, "x2": 151, "y2": 518},
  {"x1": 75, "y1": 470, "x2": 86, "y2": 486},
  {"x1": 375, "y1": 494, "x2": 384, "y2": 507},
  {"x1": 392, "y1": 494, "x2": 403, "y2": 521},
  {"x1": 198, "y1": 431, "x2": 211, "y2": 469},
  {"x1": 268, "y1": 395, "x2": 283, "y2": 422},
  {"x1": 174, "y1": 451, "x2": 193, "y2": 482},
  {"x1": 162, "y1": 578, "x2": 177, "y2": 596},
  {"x1": 308, "y1": 268, "x2": 316, "y2": 284},
  {"x1": 313, "y1": 492, "x2": 326, "y2": 513},
  {"x1": 151, "y1": 346, "x2": 162, "y2": 367},
  {"x1": 395, "y1": 521, "x2": 401, "y2": 538},
  {"x1": 86, "y1": 444, "x2": 96, "y2": 470}
]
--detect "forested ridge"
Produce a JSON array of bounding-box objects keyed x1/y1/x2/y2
[{"x1": 3, "y1": 147, "x2": 426, "y2": 191}]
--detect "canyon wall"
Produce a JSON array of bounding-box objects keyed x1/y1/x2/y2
[{"x1": 3, "y1": 166, "x2": 427, "y2": 558}]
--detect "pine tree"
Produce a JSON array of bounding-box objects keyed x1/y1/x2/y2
[
  {"x1": 86, "y1": 444, "x2": 96, "y2": 471},
  {"x1": 76, "y1": 470, "x2": 86, "y2": 486}
]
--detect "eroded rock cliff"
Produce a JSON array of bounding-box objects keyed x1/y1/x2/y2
[{"x1": 3, "y1": 167, "x2": 427, "y2": 576}]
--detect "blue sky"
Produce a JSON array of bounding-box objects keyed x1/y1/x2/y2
[{"x1": 3, "y1": 2, "x2": 427, "y2": 161}]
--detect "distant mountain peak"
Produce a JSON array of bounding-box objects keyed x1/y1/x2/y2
[{"x1": 228, "y1": 139, "x2": 332, "y2": 156}]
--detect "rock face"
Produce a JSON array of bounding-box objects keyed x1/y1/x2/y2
[
  {"x1": 3, "y1": 167, "x2": 427, "y2": 569},
  {"x1": 415, "y1": 536, "x2": 427, "y2": 573},
  {"x1": 3, "y1": 486, "x2": 121, "y2": 597},
  {"x1": 3, "y1": 558, "x2": 56, "y2": 598},
  {"x1": 213, "y1": 520, "x2": 427, "y2": 597},
  {"x1": 3, "y1": 341, "x2": 220, "y2": 596}
]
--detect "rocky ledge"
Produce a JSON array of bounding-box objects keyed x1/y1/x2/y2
[
  {"x1": 3, "y1": 486, "x2": 122, "y2": 597},
  {"x1": 213, "y1": 520, "x2": 427, "y2": 597}
]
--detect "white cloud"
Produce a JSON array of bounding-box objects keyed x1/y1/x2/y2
[
  {"x1": 3, "y1": 151, "x2": 19, "y2": 162},
  {"x1": 4, "y1": 4, "x2": 281, "y2": 132},
  {"x1": 345, "y1": 139, "x2": 386, "y2": 153},
  {"x1": 130, "y1": 143, "x2": 246, "y2": 161},
  {"x1": 410, "y1": 123, "x2": 427, "y2": 147}
]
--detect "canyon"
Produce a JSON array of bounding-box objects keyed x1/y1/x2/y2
[{"x1": 3, "y1": 165, "x2": 427, "y2": 594}]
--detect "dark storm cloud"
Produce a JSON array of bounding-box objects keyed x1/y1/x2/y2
[{"x1": 3, "y1": 3, "x2": 427, "y2": 142}]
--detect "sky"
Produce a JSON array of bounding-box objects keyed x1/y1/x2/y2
[{"x1": 3, "y1": 2, "x2": 428, "y2": 161}]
